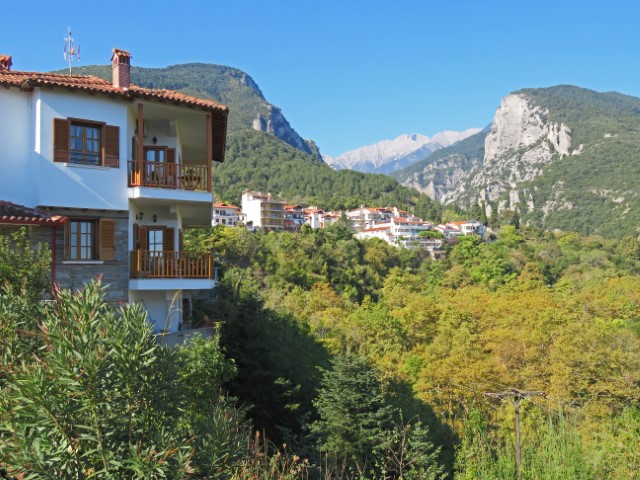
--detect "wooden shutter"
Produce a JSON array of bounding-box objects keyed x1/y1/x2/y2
[
  {"x1": 165, "y1": 227, "x2": 175, "y2": 252},
  {"x1": 103, "y1": 125, "x2": 120, "y2": 167},
  {"x1": 167, "y1": 148, "x2": 176, "y2": 164},
  {"x1": 138, "y1": 226, "x2": 148, "y2": 251},
  {"x1": 53, "y1": 118, "x2": 70, "y2": 163},
  {"x1": 99, "y1": 219, "x2": 116, "y2": 261},
  {"x1": 131, "y1": 136, "x2": 138, "y2": 161}
]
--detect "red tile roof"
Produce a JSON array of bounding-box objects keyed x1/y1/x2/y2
[
  {"x1": 0, "y1": 201, "x2": 68, "y2": 225},
  {"x1": 362, "y1": 226, "x2": 391, "y2": 232},
  {"x1": 0, "y1": 70, "x2": 228, "y2": 114},
  {"x1": 213, "y1": 202, "x2": 240, "y2": 210}
]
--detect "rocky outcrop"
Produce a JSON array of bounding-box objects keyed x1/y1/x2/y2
[
  {"x1": 252, "y1": 105, "x2": 317, "y2": 157},
  {"x1": 476, "y1": 94, "x2": 573, "y2": 206}
]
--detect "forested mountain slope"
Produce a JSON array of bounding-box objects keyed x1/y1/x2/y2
[
  {"x1": 394, "y1": 86, "x2": 640, "y2": 237},
  {"x1": 217, "y1": 130, "x2": 442, "y2": 217}
]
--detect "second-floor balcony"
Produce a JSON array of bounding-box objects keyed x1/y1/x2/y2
[
  {"x1": 128, "y1": 161, "x2": 210, "y2": 192},
  {"x1": 130, "y1": 250, "x2": 213, "y2": 279}
]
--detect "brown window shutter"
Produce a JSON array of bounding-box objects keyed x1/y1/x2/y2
[
  {"x1": 133, "y1": 223, "x2": 140, "y2": 249},
  {"x1": 53, "y1": 118, "x2": 70, "y2": 162},
  {"x1": 167, "y1": 148, "x2": 176, "y2": 164},
  {"x1": 165, "y1": 227, "x2": 175, "y2": 252},
  {"x1": 103, "y1": 125, "x2": 120, "y2": 167},
  {"x1": 139, "y1": 226, "x2": 148, "y2": 251},
  {"x1": 99, "y1": 219, "x2": 116, "y2": 261}
]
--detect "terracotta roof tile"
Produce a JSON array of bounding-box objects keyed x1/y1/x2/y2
[
  {"x1": 213, "y1": 202, "x2": 240, "y2": 210},
  {"x1": 0, "y1": 70, "x2": 228, "y2": 113},
  {"x1": 0, "y1": 201, "x2": 67, "y2": 225}
]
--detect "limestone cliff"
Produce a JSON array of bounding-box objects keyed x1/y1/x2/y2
[{"x1": 394, "y1": 85, "x2": 640, "y2": 237}]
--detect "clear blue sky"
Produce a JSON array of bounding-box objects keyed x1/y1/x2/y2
[{"x1": 4, "y1": 0, "x2": 640, "y2": 157}]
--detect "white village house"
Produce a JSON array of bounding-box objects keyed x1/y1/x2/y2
[
  {"x1": 212, "y1": 202, "x2": 246, "y2": 227},
  {"x1": 0, "y1": 50, "x2": 228, "y2": 336}
]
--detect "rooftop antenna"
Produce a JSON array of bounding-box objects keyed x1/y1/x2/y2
[{"x1": 63, "y1": 27, "x2": 80, "y2": 76}]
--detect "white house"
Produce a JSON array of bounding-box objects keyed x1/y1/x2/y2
[
  {"x1": 435, "y1": 220, "x2": 485, "y2": 238},
  {"x1": 212, "y1": 202, "x2": 246, "y2": 227},
  {"x1": 345, "y1": 207, "x2": 394, "y2": 231},
  {"x1": 241, "y1": 191, "x2": 286, "y2": 231},
  {"x1": 356, "y1": 217, "x2": 439, "y2": 250},
  {"x1": 0, "y1": 49, "x2": 228, "y2": 336},
  {"x1": 284, "y1": 205, "x2": 306, "y2": 231}
]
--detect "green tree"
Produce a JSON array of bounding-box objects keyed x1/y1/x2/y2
[
  {"x1": 0, "y1": 227, "x2": 51, "y2": 298},
  {"x1": 0, "y1": 281, "x2": 249, "y2": 479},
  {"x1": 311, "y1": 354, "x2": 395, "y2": 476}
]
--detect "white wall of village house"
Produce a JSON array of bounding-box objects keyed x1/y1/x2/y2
[
  {"x1": 129, "y1": 289, "x2": 183, "y2": 334},
  {"x1": 0, "y1": 88, "x2": 36, "y2": 207},
  {"x1": 34, "y1": 90, "x2": 130, "y2": 211}
]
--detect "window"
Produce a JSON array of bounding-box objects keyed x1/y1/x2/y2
[
  {"x1": 65, "y1": 218, "x2": 116, "y2": 261},
  {"x1": 53, "y1": 118, "x2": 119, "y2": 167},
  {"x1": 147, "y1": 228, "x2": 165, "y2": 253},
  {"x1": 70, "y1": 122, "x2": 101, "y2": 165},
  {"x1": 68, "y1": 219, "x2": 96, "y2": 260}
]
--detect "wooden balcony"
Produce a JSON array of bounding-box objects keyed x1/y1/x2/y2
[
  {"x1": 128, "y1": 161, "x2": 210, "y2": 192},
  {"x1": 130, "y1": 250, "x2": 213, "y2": 279}
]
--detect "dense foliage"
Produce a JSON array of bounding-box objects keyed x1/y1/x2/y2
[
  {"x1": 186, "y1": 223, "x2": 640, "y2": 478},
  {"x1": 4, "y1": 222, "x2": 640, "y2": 478}
]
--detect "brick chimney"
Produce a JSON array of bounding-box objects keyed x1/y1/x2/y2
[
  {"x1": 111, "y1": 48, "x2": 131, "y2": 88},
  {"x1": 0, "y1": 54, "x2": 12, "y2": 71}
]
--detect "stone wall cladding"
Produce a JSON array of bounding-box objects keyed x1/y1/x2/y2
[{"x1": 50, "y1": 209, "x2": 130, "y2": 303}]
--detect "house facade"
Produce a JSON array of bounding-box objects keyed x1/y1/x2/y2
[
  {"x1": 0, "y1": 50, "x2": 228, "y2": 334},
  {"x1": 241, "y1": 191, "x2": 285, "y2": 231},
  {"x1": 212, "y1": 202, "x2": 245, "y2": 227}
]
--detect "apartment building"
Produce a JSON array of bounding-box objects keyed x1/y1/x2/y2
[{"x1": 241, "y1": 191, "x2": 285, "y2": 231}]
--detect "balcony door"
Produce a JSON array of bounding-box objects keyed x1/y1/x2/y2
[
  {"x1": 136, "y1": 226, "x2": 175, "y2": 277},
  {"x1": 143, "y1": 147, "x2": 176, "y2": 188}
]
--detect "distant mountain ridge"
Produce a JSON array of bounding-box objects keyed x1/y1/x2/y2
[
  {"x1": 325, "y1": 129, "x2": 481, "y2": 174},
  {"x1": 393, "y1": 85, "x2": 640, "y2": 238}
]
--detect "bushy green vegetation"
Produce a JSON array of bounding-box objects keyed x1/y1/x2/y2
[
  {"x1": 186, "y1": 223, "x2": 640, "y2": 478},
  {"x1": 4, "y1": 220, "x2": 640, "y2": 478}
]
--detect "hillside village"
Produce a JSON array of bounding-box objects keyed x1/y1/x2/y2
[
  {"x1": 213, "y1": 190, "x2": 485, "y2": 252},
  {"x1": 2, "y1": 31, "x2": 640, "y2": 480}
]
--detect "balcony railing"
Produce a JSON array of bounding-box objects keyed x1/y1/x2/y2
[
  {"x1": 130, "y1": 250, "x2": 213, "y2": 279},
  {"x1": 128, "y1": 161, "x2": 209, "y2": 192}
]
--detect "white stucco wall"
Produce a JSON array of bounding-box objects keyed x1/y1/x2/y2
[
  {"x1": 0, "y1": 88, "x2": 37, "y2": 206},
  {"x1": 34, "y1": 89, "x2": 130, "y2": 210},
  {"x1": 129, "y1": 289, "x2": 183, "y2": 333}
]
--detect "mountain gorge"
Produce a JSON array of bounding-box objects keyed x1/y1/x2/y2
[
  {"x1": 324, "y1": 129, "x2": 481, "y2": 174},
  {"x1": 394, "y1": 85, "x2": 640, "y2": 237}
]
